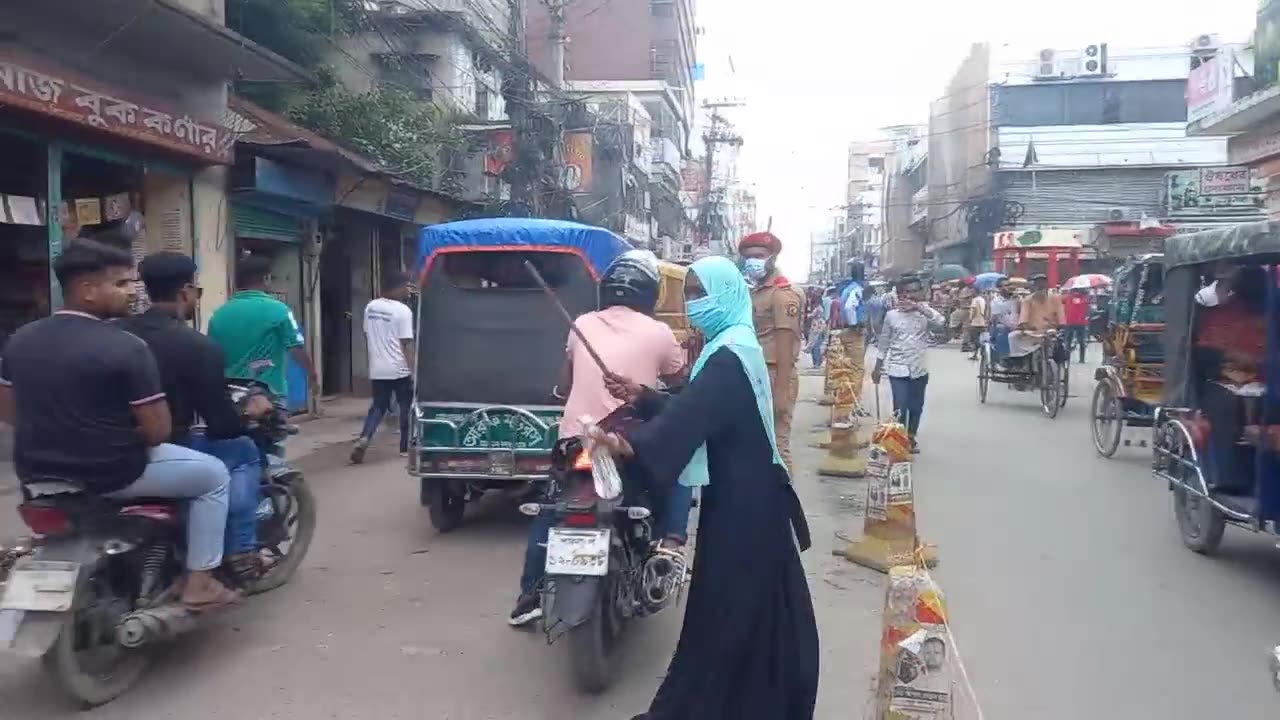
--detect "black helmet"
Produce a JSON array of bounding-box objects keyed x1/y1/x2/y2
[{"x1": 600, "y1": 250, "x2": 660, "y2": 314}]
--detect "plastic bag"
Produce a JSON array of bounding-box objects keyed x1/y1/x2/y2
[{"x1": 581, "y1": 416, "x2": 623, "y2": 500}]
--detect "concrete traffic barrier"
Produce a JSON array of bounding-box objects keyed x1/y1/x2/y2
[
  {"x1": 840, "y1": 424, "x2": 937, "y2": 571},
  {"x1": 819, "y1": 329, "x2": 845, "y2": 407},
  {"x1": 874, "y1": 565, "x2": 955, "y2": 719}
]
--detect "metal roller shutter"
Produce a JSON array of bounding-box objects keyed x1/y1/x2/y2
[{"x1": 231, "y1": 203, "x2": 300, "y2": 243}]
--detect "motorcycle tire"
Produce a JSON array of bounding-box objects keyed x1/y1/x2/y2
[
  {"x1": 44, "y1": 557, "x2": 149, "y2": 707},
  {"x1": 251, "y1": 478, "x2": 318, "y2": 595},
  {"x1": 568, "y1": 575, "x2": 620, "y2": 694}
]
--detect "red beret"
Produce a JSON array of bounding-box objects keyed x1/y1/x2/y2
[{"x1": 739, "y1": 231, "x2": 782, "y2": 253}]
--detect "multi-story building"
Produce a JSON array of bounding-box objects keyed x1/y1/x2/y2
[
  {"x1": 926, "y1": 39, "x2": 1260, "y2": 276},
  {"x1": 334, "y1": 1, "x2": 508, "y2": 121},
  {"x1": 845, "y1": 141, "x2": 890, "y2": 275},
  {"x1": 880, "y1": 126, "x2": 929, "y2": 277},
  {"x1": 1188, "y1": 12, "x2": 1280, "y2": 221}
]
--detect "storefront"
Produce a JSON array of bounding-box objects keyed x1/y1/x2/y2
[{"x1": 0, "y1": 46, "x2": 238, "y2": 343}]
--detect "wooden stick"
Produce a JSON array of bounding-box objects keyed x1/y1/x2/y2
[{"x1": 523, "y1": 260, "x2": 612, "y2": 375}]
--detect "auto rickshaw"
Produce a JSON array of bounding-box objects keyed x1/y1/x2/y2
[
  {"x1": 1152, "y1": 221, "x2": 1280, "y2": 555},
  {"x1": 655, "y1": 260, "x2": 702, "y2": 369},
  {"x1": 1091, "y1": 254, "x2": 1164, "y2": 457},
  {"x1": 409, "y1": 218, "x2": 629, "y2": 532}
]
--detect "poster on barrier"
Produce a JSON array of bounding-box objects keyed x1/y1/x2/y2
[
  {"x1": 888, "y1": 462, "x2": 913, "y2": 504},
  {"x1": 889, "y1": 627, "x2": 953, "y2": 717},
  {"x1": 867, "y1": 475, "x2": 888, "y2": 521}
]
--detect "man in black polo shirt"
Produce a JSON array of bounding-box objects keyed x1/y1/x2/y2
[
  {"x1": 0, "y1": 240, "x2": 238, "y2": 608},
  {"x1": 119, "y1": 252, "x2": 274, "y2": 583}
]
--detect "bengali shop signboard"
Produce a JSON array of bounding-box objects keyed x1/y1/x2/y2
[
  {"x1": 1186, "y1": 50, "x2": 1235, "y2": 125},
  {"x1": 0, "y1": 50, "x2": 233, "y2": 164}
]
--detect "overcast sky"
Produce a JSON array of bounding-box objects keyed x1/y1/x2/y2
[{"x1": 692, "y1": 0, "x2": 1258, "y2": 279}]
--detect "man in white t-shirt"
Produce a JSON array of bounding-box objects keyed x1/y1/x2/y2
[{"x1": 351, "y1": 271, "x2": 416, "y2": 464}]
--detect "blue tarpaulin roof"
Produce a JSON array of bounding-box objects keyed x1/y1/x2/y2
[{"x1": 416, "y1": 218, "x2": 630, "y2": 275}]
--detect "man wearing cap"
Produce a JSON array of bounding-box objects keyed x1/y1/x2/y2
[{"x1": 739, "y1": 231, "x2": 804, "y2": 471}]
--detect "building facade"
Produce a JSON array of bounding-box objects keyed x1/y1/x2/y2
[{"x1": 880, "y1": 126, "x2": 929, "y2": 278}]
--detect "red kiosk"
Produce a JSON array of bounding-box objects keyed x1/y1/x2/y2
[{"x1": 993, "y1": 228, "x2": 1084, "y2": 286}]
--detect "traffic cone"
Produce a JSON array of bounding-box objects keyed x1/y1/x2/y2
[
  {"x1": 841, "y1": 429, "x2": 938, "y2": 572},
  {"x1": 873, "y1": 565, "x2": 954, "y2": 719}
]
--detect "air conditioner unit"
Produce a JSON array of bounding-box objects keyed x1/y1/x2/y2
[
  {"x1": 1036, "y1": 48, "x2": 1058, "y2": 78},
  {"x1": 1080, "y1": 43, "x2": 1108, "y2": 76},
  {"x1": 1106, "y1": 207, "x2": 1132, "y2": 222},
  {"x1": 1191, "y1": 33, "x2": 1220, "y2": 55}
]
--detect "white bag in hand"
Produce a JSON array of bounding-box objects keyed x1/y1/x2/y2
[{"x1": 581, "y1": 416, "x2": 623, "y2": 500}]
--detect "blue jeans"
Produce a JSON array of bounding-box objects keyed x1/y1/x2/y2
[
  {"x1": 888, "y1": 374, "x2": 929, "y2": 440},
  {"x1": 106, "y1": 444, "x2": 230, "y2": 571},
  {"x1": 809, "y1": 331, "x2": 827, "y2": 367},
  {"x1": 518, "y1": 482, "x2": 694, "y2": 595},
  {"x1": 188, "y1": 435, "x2": 261, "y2": 555},
  {"x1": 360, "y1": 377, "x2": 413, "y2": 453}
]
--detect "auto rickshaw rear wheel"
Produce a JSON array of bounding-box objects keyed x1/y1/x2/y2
[{"x1": 426, "y1": 480, "x2": 466, "y2": 533}]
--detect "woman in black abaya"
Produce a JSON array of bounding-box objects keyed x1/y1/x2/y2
[{"x1": 595, "y1": 256, "x2": 819, "y2": 720}]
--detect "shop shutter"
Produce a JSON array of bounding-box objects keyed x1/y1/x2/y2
[{"x1": 231, "y1": 204, "x2": 300, "y2": 243}]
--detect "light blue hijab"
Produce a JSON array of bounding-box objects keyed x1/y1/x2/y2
[{"x1": 676, "y1": 256, "x2": 788, "y2": 487}]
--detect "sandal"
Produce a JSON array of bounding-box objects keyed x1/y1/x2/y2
[{"x1": 181, "y1": 580, "x2": 242, "y2": 612}]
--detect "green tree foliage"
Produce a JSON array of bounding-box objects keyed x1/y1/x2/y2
[
  {"x1": 289, "y1": 71, "x2": 466, "y2": 191},
  {"x1": 228, "y1": 0, "x2": 464, "y2": 193}
]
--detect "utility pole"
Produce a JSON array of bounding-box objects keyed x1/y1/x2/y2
[
  {"x1": 545, "y1": 0, "x2": 567, "y2": 88},
  {"x1": 700, "y1": 99, "x2": 744, "y2": 253},
  {"x1": 505, "y1": 0, "x2": 534, "y2": 213}
]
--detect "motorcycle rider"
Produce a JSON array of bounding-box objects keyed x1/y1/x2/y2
[
  {"x1": 508, "y1": 250, "x2": 687, "y2": 627},
  {"x1": 0, "y1": 239, "x2": 238, "y2": 608},
  {"x1": 118, "y1": 252, "x2": 276, "y2": 584}
]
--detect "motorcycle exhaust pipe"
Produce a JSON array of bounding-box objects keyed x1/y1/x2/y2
[{"x1": 115, "y1": 604, "x2": 200, "y2": 649}]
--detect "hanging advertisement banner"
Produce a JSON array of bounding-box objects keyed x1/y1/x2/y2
[
  {"x1": 1187, "y1": 50, "x2": 1235, "y2": 125},
  {"x1": 562, "y1": 132, "x2": 593, "y2": 192}
]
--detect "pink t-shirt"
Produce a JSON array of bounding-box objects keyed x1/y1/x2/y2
[{"x1": 559, "y1": 306, "x2": 685, "y2": 438}]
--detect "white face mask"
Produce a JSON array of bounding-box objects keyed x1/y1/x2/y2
[
  {"x1": 1196, "y1": 281, "x2": 1221, "y2": 307},
  {"x1": 743, "y1": 258, "x2": 768, "y2": 283}
]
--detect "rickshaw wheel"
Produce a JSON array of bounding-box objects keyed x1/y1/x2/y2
[
  {"x1": 427, "y1": 480, "x2": 467, "y2": 533},
  {"x1": 977, "y1": 347, "x2": 990, "y2": 403},
  {"x1": 1039, "y1": 359, "x2": 1061, "y2": 419},
  {"x1": 1090, "y1": 381, "x2": 1123, "y2": 458},
  {"x1": 1174, "y1": 484, "x2": 1225, "y2": 554},
  {"x1": 1166, "y1": 422, "x2": 1225, "y2": 554}
]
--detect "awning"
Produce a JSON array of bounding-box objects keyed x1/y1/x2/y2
[
  {"x1": 16, "y1": 0, "x2": 310, "y2": 83},
  {"x1": 1100, "y1": 222, "x2": 1176, "y2": 238}
]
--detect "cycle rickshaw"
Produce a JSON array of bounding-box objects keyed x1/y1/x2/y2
[
  {"x1": 1090, "y1": 254, "x2": 1164, "y2": 457},
  {"x1": 977, "y1": 324, "x2": 1070, "y2": 418},
  {"x1": 1151, "y1": 221, "x2": 1280, "y2": 555}
]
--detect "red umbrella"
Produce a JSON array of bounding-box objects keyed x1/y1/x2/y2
[{"x1": 1061, "y1": 274, "x2": 1111, "y2": 291}]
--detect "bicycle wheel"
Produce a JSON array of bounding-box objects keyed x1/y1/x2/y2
[
  {"x1": 977, "y1": 347, "x2": 990, "y2": 403},
  {"x1": 1040, "y1": 359, "x2": 1061, "y2": 418}
]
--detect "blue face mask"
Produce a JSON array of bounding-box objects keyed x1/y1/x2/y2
[
  {"x1": 686, "y1": 295, "x2": 728, "y2": 336},
  {"x1": 742, "y1": 258, "x2": 768, "y2": 282}
]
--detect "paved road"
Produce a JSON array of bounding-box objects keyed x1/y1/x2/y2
[
  {"x1": 914, "y1": 345, "x2": 1280, "y2": 719},
  {"x1": 0, "y1": 387, "x2": 883, "y2": 719},
  {"x1": 7, "y1": 344, "x2": 1278, "y2": 718}
]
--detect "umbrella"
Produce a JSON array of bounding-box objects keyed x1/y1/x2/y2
[
  {"x1": 933, "y1": 264, "x2": 972, "y2": 282},
  {"x1": 1061, "y1": 274, "x2": 1112, "y2": 291},
  {"x1": 973, "y1": 272, "x2": 1005, "y2": 290}
]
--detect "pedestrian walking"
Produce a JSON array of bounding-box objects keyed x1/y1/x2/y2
[
  {"x1": 966, "y1": 289, "x2": 989, "y2": 359},
  {"x1": 807, "y1": 308, "x2": 828, "y2": 368},
  {"x1": 1063, "y1": 286, "x2": 1090, "y2": 363},
  {"x1": 593, "y1": 256, "x2": 818, "y2": 720},
  {"x1": 350, "y1": 271, "x2": 416, "y2": 464},
  {"x1": 739, "y1": 230, "x2": 804, "y2": 472},
  {"x1": 871, "y1": 275, "x2": 945, "y2": 453}
]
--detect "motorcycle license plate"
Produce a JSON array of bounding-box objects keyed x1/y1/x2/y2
[
  {"x1": 545, "y1": 528, "x2": 610, "y2": 577},
  {"x1": 0, "y1": 561, "x2": 78, "y2": 612}
]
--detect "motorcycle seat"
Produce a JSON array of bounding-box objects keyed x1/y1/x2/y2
[{"x1": 21, "y1": 478, "x2": 179, "y2": 519}]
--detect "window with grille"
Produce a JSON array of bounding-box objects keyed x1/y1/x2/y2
[
  {"x1": 649, "y1": 40, "x2": 676, "y2": 78},
  {"x1": 376, "y1": 53, "x2": 435, "y2": 101}
]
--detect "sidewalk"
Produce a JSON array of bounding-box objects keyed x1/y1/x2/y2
[{"x1": 0, "y1": 396, "x2": 374, "y2": 498}]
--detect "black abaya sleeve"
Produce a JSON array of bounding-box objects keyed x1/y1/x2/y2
[
  {"x1": 632, "y1": 386, "x2": 670, "y2": 421},
  {"x1": 623, "y1": 348, "x2": 751, "y2": 485}
]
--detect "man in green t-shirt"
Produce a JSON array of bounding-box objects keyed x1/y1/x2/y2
[{"x1": 209, "y1": 256, "x2": 318, "y2": 400}]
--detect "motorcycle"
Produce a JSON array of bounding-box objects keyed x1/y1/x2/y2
[
  {"x1": 519, "y1": 434, "x2": 685, "y2": 693},
  {"x1": 0, "y1": 380, "x2": 316, "y2": 706}
]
